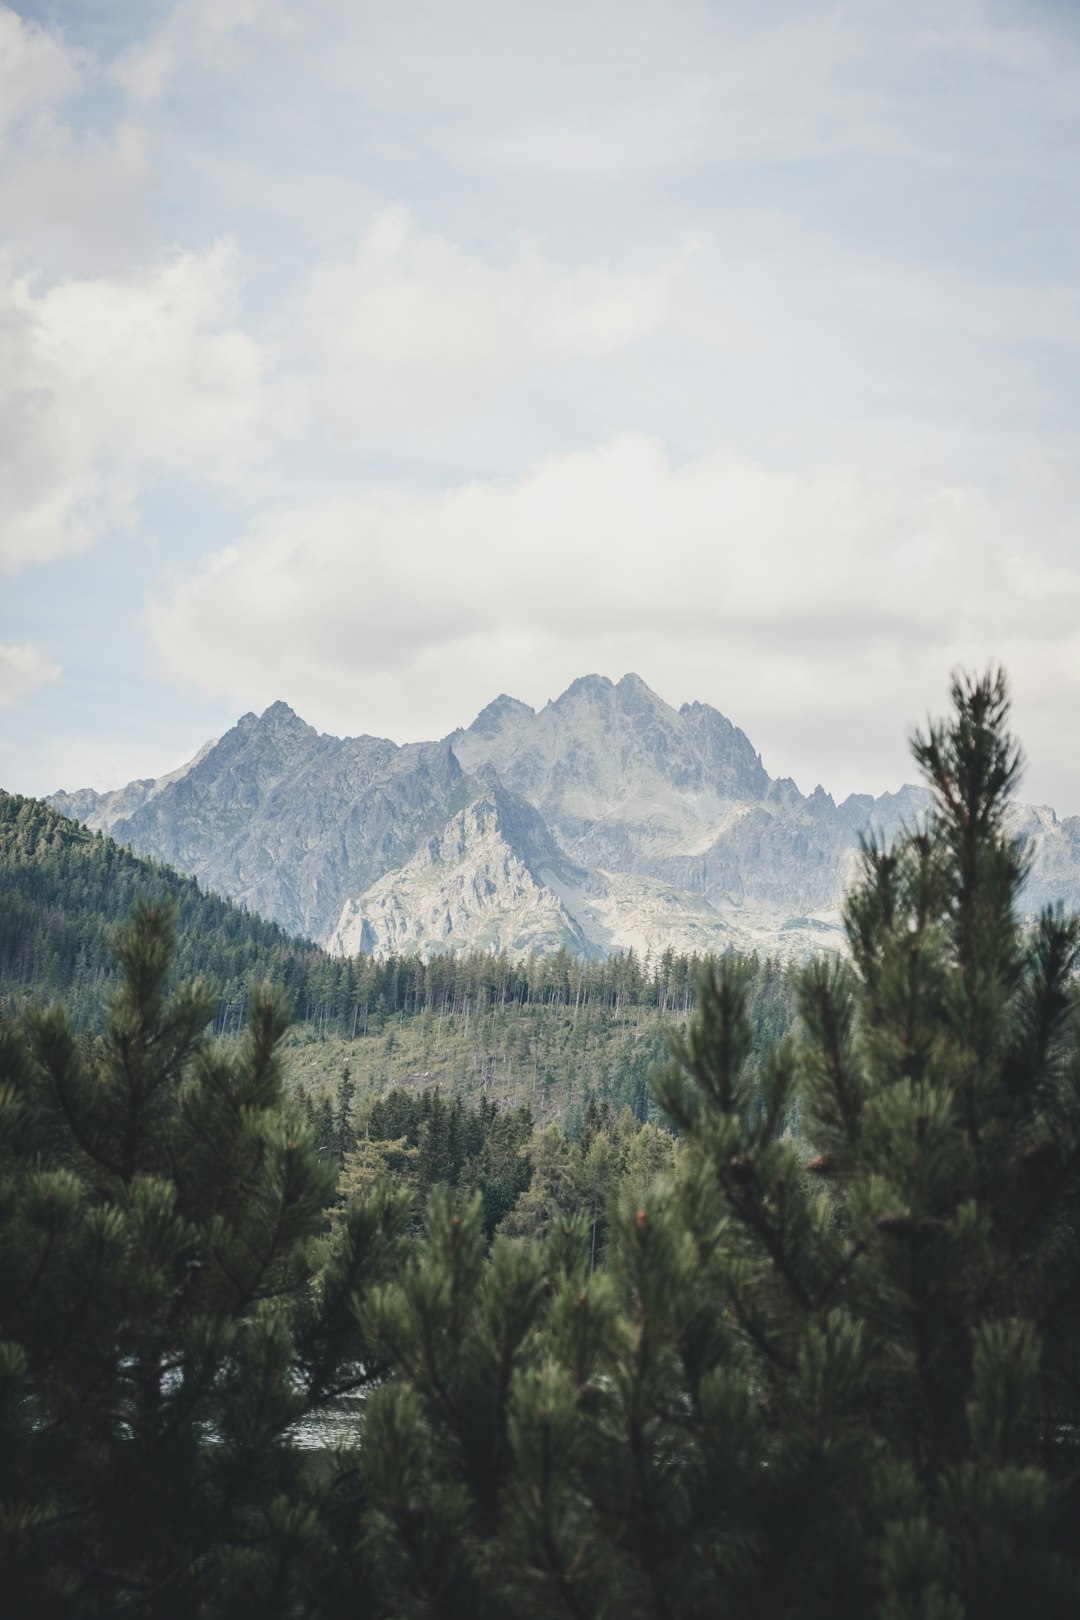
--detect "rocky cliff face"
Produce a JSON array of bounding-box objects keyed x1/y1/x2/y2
[
  {"x1": 1002, "y1": 802, "x2": 1080, "y2": 913},
  {"x1": 450, "y1": 674, "x2": 864, "y2": 921},
  {"x1": 328, "y1": 782, "x2": 591, "y2": 959},
  {"x1": 450, "y1": 673, "x2": 771, "y2": 869},
  {"x1": 55, "y1": 703, "x2": 472, "y2": 942},
  {"x1": 47, "y1": 676, "x2": 1080, "y2": 959}
]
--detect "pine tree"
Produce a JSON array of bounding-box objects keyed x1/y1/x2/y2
[
  {"x1": 0, "y1": 898, "x2": 409, "y2": 1619},
  {"x1": 335, "y1": 1060, "x2": 357, "y2": 1158},
  {"x1": 353, "y1": 670, "x2": 1080, "y2": 1619}
]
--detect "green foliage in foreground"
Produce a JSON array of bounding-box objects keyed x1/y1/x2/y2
[
  {"x1": 0, "y1": 900, "x2": 411, "y2": 1619},
  {"x1": 350, "y1": 670, "x2": 1080, "y2": 1619},
  {"x1": 5, "y1": 669, "x2": 1080, "y2": 1619}
]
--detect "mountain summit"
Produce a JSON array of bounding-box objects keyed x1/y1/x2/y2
[{"x1": 47, "y1": 676, "x2": 1080, "y2": 959}]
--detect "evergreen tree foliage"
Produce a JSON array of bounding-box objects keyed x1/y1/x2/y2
[
  {"x1": 0, "y1": 793, "x2": 321, "y2": 1028},
  {"x1": 0, "y1": 899, "x2": 409, "y2": 1619},
  {"x1": 346, "y1": 1086, "x2": 673, "y2": 1246},
  {"x1": 353, "y1": 670, "x2": 1080, "y2": 1619}
]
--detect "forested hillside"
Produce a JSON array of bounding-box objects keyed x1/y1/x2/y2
[
  {"x1": 0, "y1": 792, "x2": 321, "y2": 1027},
  {"x1": 0, "y1": 791, "x2": 798, "y2": 1127},
  {"x1": 286, "y1": 966, "x2": 796, "y2": 1141}
]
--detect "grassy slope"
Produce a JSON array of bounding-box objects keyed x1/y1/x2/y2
[{"x1": 282, "y1": 1000, "x2": 682, "y2": 1131}]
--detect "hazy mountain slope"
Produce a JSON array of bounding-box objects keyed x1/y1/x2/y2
[
  {"x1": 329, "y1": 783, "x2": 592, "y2": 958},
  {"x1": 47, "y1": 675, "x2": 1080, "y2": 959},
  {"x1": 48, "y1": 737, "x2": 219, "y2": 831},
  {"x1": 1003, "y1": 803, "x2": 1080, "y2": 912},
  {"x1": 57, "y1": 703, "x2": 474, "y2": 941},
  {"x1": 451, "y1": 674, "x2": 860, "y2": 916}
]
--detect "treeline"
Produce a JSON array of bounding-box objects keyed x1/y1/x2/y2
[
  {"x1": 292, "y1": 937, "x2": 792, "y2": 1034},
  {"x1": 288, "y1": 959, "x2": 796, "y2": 1140}
]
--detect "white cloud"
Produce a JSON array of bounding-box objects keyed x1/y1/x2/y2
[
  {"x1": 0, "y1": 6, "x2": 83, "y2": 138},
  {"x1": 145, "y1": 434, "x2": 1080, "y2": 802},
  {"x1": 310, "y1": 0, "x2": 887, "y2": 177},
  {"x1": 112, "y1": 0, "x2": 281, "y2": 104},
  {"x1": 0, "y1": 242, "x2": 275, "y2": 570},
  {"x1": 5, "y1": 0, "x2": 1080, "y2": 818},
  {"x1": 304, "y1": 0, "x2": 1080, "y2": 182},
  {"x1": 0, "y1": 118, "x2": 152, "y2": 275},
  {"x1": 0, "y1": 10, "x2": 152, "y2": 278},
  {"x1": 0, "y1": 197, "x2": 684, "y2": 576},
  {"x1": 0, "y1": 642, "x2": 61, "y2": 707},
  {"x1": 292, "y1": 207, "x2": 689, "y2": 430}
]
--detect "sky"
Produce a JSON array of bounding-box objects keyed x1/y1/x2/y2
[{"x1": 2, "y1": 0, "x2": 1080, "y2": 812}]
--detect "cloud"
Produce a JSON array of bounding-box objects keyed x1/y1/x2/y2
[
  {"x1": 0, "y1": 6, "x2": 84, "y2": 139},
  {"x1": 0, "y1": 642, "x2": 61, "y2": 708},
  {"x1": 0, "y1": 197, "x2": 685, "y2": 575},
  {"x1": 112, "y1": 0, "x2": 280, "y2": 104},
  {"x1": 0, "y1": 118, "x2": 153, "y2": 276},
  {"x1": 309, "y1": 0, "x2": 887, "y2": 177},
  {"x1": 145, "y1": 433, "x2": 1080, "y2": 801},
  {"x1": 291, "y1": 207, "x2": 690, "y2": 431},
  {"x1": 7, "y1": 0, "x2": 1080, "y2": 818},
  {"x1": 0, "y1": 242, "x2": 276, "y2": 571},
  {"x1": 0, "y1": 9, "x2": 153, "y2": 278},
  {"x1": 317, "y1": 0, "x2": 1080, "y2": 180}
]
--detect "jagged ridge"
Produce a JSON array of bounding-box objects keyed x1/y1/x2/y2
[{"x1": 45, "y1": 675, "x2": 1080, "y2": 959}]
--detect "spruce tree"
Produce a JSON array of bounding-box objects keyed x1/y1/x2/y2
[
  {"x1": 354, "y1": 670, "x2": 1080, "y2": 1619},
  {"x1": 0, "y1": 899, "x2": 409, "y2": 1619}
]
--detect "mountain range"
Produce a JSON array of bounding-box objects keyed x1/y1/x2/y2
[{"x1": 47, "y1": 673, "x2": 1080, "y2": 960}]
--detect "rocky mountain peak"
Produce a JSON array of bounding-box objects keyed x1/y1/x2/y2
[
  {"x1": 837, "y1": 792, "x2": 875, "y2": 829},
  {"x1": 48, "y1": 674, "x2": 1080, "y2": 961},
  {"x1": 252, "y1": 699, "x2": 313, "y2": 734},
  {"x1": 547, "y1": 672, "x2": 665, "y2": 717},
  {"x1": 552, "y1": 673, "x2": 614, "y2": 706},
  {"x1": 466, "y1": 693, "x2": 535, "y2": 739},
  {"x1": 678, "y1": 700, "x2": 770, "y2": 802},
  {"x1": 328, "y1": 777, "x2": 590, "y2": 960},
  {"x1": 181, "y1": 701, "x2": 323, "y2": 791},
  {"x1": 615, "y1": 671, "x2": 656, "y2": 703}
]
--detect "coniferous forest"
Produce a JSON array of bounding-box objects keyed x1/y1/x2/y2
[
  {"x1": 0, "y1": 785, "x2": 787, "y2": 1029},
  {"x1": 0, "y1": 788, "x2": 797, "y2": 1133},
  {"x1": 5, "y1": 670, "x2": 1080, "y2": 1617}
]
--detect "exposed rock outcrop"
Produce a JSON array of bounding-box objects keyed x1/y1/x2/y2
[{"x1": 48, "y1": 676, "x2": 1080, "y2": 959}]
